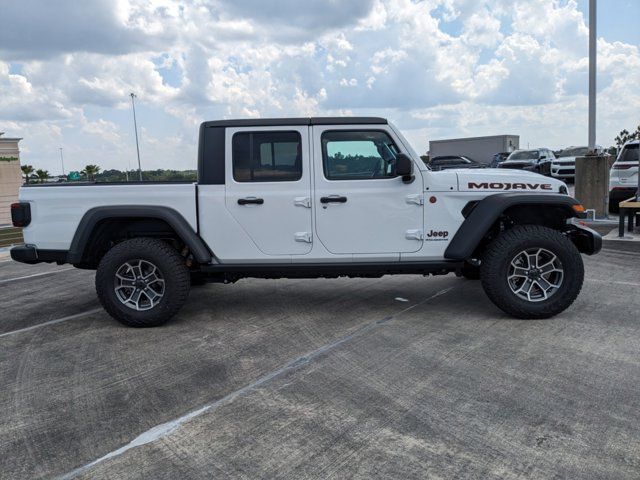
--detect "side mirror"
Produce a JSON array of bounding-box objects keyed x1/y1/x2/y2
[{"x1": 395, "y1": 153, "x2": 414, "y2": 183}]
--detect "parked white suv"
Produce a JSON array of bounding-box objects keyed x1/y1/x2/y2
[
  {"x1": 551, "y1": 146, "x2": 603, "y2": 181},
  {"x1": 609, "y1": 140, "x2": 639, "y2": 213}
]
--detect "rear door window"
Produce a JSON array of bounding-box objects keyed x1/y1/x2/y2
[{"x1": 232, "y1": 131, "x2": 302, "y2": 182}]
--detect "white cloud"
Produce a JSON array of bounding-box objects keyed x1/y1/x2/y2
[{"x1": 0, "y1": 0, "x2": 638, "y2": 172}]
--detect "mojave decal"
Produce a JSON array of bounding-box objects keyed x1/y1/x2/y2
[{"x1": 468, "y1": 182, "x2": 553, "y2": 191}]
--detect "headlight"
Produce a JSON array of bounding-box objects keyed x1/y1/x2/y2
[{"x1": 559, "y1": 185, "x2": 568, "y2": 195}]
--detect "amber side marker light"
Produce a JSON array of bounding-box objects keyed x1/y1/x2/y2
[{"x1": 572, "y1": 204, "x2": 586, "y2": 214}]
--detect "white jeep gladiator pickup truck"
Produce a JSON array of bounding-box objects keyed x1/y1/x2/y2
[{"x1": 11, "y1": 117, "x2": 601, "y2": 327}]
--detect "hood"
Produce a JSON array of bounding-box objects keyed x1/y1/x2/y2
[
  {"x1": 456, "y1": 168, "x2": 566, "y2": 193},
  {"x1": 502, "y1": 159, "x2": 537, "y2": 165}
]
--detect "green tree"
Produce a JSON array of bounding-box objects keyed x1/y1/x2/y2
[
  {"x1": 615, "y1": 125, "x2": 640, "y2": 148},
  {"x1": 35, "y1": 169, "x2": 49, "y2": 183},
  {"x1": 20, "y1": 164, "x2": 34, "y2": 185},
  {"x1": 81, "y1": 164, "x2": 101, "y2": 181}
]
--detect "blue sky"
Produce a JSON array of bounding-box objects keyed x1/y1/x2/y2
[{"x1": 0, "y1": 0, "x2": 638, "y2": 174}]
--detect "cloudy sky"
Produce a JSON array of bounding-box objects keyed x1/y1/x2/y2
[{"x1": 1, "y1": 0, "x2": 639, "y2": 174}]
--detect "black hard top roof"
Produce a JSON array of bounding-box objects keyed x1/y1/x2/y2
[{"x1": 201, "y1": 117, "x2": 387, "y2": 128}]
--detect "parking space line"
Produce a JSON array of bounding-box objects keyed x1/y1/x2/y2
[
  {"x1": 0, "y1": 308, "x2": 102, "y2": 339},
  {"x1": 587, "y1": 278, "x2": 640, "y2": 288},
  {"x1": 58, "y1": 285, "x2": 456, "y2": 480},
  {"x1": 601, "y1": 247, "x2": 639, "y2": 256},
  {"x1": 0, "y1": 268, "x2": 74, "y2": 284}
]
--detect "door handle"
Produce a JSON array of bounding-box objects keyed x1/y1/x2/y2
[
  {"x1": 320, "y1": 196, "x2": 347, "y2": 204},
  {"x1": 237, "y1": 197, "x2": 264, "y2": 205}
]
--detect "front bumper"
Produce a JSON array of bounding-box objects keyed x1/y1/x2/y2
[
  {"x1": 609, "y1": 187, "x2": 637, "y2": 201},
  {"x1": 566, "y1": 223, "x2": 602, "y2": 255},
  {"x1": 551, "y1": 165, "x2": 575, "y2": 178},
  {"x1": 10, "y1": 246, "x2": 68, "y2": 265}
]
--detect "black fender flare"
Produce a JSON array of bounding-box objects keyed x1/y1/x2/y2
[
  {"x1": 67, "y1": 206, "x2": 213, "y2": 264},
  {"x1": 444, "y1": 193, "x2": 581, "y2": 260}
]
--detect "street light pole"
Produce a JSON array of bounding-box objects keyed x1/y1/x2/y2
[
  {"x1": 130, "y1": 92, "x2": 143, "y2": 181},
  {"x1": 59, "y1": 147, "x2": 65, "y2": 176},
  {"x1": 588, "y1": 0, "x2": 596, "y2": 153}
]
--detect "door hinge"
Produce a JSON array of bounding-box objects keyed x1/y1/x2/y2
[
  {"x1": 405, "y1": 194, "x2": 424, "y2": 206},
  {"x1": 294, "y1": 232, "x2": 313, "y2": 243},
  {"x1": 405, "y1": 229, "x2": 424, "y2": 241},
  {"x1": 294, "y1": 196, "x2": 311, "y2": 208}
]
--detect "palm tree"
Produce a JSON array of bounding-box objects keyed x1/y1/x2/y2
[
  {"x1": 21, "y1": 165, "x2": 34, "y2": 185},
  {"x1": 81, "y1": 164, "x2": 101, "y2": 181},
  {"x1": 35, "y1": 169, "x2": 50, "y2": 183}
]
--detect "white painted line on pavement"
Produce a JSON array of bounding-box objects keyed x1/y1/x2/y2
[
  {"x1": 0, "y1": 308, "x2": 102, "y2": 339},
  {"x1": 601, "y1": 248, "x2": 640, "y2": 257},
  {"x1": 587, "y1": 278, "x2": 640, "y2": 288},
  {"x1": 0, "y1": 268, "x2": 74, "y2": 284},
  {"x1": 58, "y1": 285, "x2": 457, "y2": 479}
]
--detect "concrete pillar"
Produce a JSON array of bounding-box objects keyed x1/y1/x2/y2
[
  {"x1": 574, "y1": 154, "x2": 615, "y2": 218},
  {"x1": 0, "y1": 133, "x2": 23, "y2": 226}
]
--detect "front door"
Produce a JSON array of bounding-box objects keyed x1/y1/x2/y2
[
  {"x1": 312, "y1": 126, "x2": 424, "y2": 255},
  {"x1": 225, "y1": 126, "x2": 312, "y2": 255}
]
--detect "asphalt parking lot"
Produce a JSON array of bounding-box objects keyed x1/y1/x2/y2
[{"x1": 1, "y1": 249, "x2": 639, "y2": 480}]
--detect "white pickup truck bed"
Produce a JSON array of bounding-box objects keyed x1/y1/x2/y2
[{"x1": 21, "y1": 183, "x2": 198, "y2": 251}]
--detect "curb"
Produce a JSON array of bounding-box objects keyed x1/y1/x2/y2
[{"x1": 580, "y1": 221, "x2": 640, "y2": 254}]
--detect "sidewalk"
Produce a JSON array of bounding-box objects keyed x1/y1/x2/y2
[{"x1": 582, "y1": 217, "x2": 640, "y2": 254}]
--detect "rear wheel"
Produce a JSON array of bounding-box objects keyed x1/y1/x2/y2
[
  {"x1": 480, "y1": 225, "x2": 583, "y2": 319},
  {"x1": 96, "y1": 238, "x2": 190, "y2": 327}
]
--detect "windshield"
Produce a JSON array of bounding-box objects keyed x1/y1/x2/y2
[
  {"x1": 619, "y1": 144, "x2": 639, "y2": 162},
  {"x1": 559, "y1": 147, "x2": 588, "y2": 157},
  {"x1": 508, "y1": 150, "x2": 539, "y2": 160}
]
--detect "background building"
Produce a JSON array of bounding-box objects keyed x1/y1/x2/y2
[
  {"x1": 429, "y1": 135, "x2": 520, "y2": 165},
  {"x1": 0, "y1": 133, "x2": 23, "y2": 226}
]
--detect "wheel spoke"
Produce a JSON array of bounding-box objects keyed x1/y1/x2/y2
[
  {"x1": 508, "y1": 267, "x2": 529, "y2": 279},
  {"x1": 536, "y1": 277, "x2": 552, "y2": 292},
  {"x1": 532, "y1": 281, "x2": 548, "y2": 300}
]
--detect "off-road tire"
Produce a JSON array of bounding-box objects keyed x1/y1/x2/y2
[
  {"x1": 96, "y1": 238, "x2": 190, "y2": 327},
  {"x1": 460, "y1": 262, "x2": 480, "y2": 280},
  {"x1": 480, "y1": 225, "x2": 584, "y2": 319}
]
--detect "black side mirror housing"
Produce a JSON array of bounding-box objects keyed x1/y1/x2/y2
[{"x1": 395, "y1": 153, "x2": 415, "y2": 183}]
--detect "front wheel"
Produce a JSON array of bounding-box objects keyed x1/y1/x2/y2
[
  {"x1": 96, "y1": 238, "x2": 190, "y2": 327},
  {"x1": 480, "y1": 225, "x2": 584, "y2": 319}
]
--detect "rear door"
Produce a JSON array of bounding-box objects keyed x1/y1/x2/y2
[
  {"x1": 225, "y1": 126, "x2": 313, "y2": 255},
  {"x1": 312, "y1": 125, "x2": 424, "y2": 255}
]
